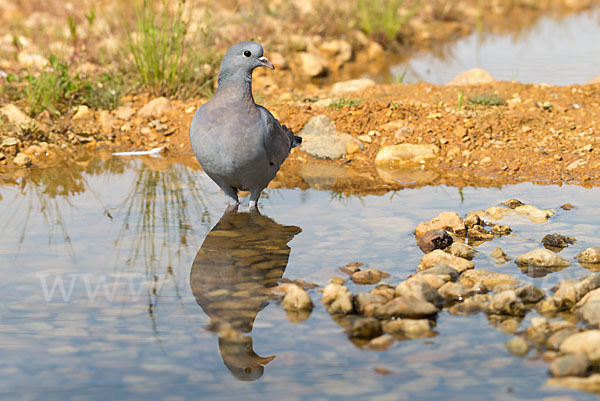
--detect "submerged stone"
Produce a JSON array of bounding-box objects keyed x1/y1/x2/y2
[
  {"x1": 515, "y1": 248, "x2": 570, "y2": 267},
  {"x1": 577, "y1": 247, "x2": 600, "y2": 264},
  {"x1": 418, "y1": 250, "x2": 474, "y2": 273}
]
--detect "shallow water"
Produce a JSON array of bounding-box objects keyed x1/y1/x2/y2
[
  {"x1": 1, "y1": 157, "x2": 600, "y2": 400},
  {"x1": 378, "y1": 9, "x2": 600, "y2": 85}
]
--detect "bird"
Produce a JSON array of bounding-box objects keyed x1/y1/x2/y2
[{"x1": 189, "y1": 41, "x2": 301, "y2": 209}]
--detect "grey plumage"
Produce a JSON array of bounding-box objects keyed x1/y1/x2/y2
[{"x1": 189, "y1": 41, "x2": 301, "y2": 208}]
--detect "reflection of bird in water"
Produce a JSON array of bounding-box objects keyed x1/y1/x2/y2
[{"x1": 190, "y1": 206, "x2": 301, "y2": 381}]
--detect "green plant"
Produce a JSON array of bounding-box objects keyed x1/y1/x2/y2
[
  {"x1": 395, "y1": 68, "x2": 408, "y2": 83},
  {"x1": 457, "y1": 90, "x2": 464, "y2": 110},
  {"x1": 124, "y1": 0, "x2": 216, "y2": 97},
  {"x1": 355, "y1": 0, "x2": 415, "y2": 43},
  {"x1": 467, "y1": 92, "x2": 506, "y2": 106},
  {"x1": 21, "y1": 55, "x2": 122, "y2": 116},
  {"x1": 329, "y1": 97, "x2": 361, "y2": 108}
]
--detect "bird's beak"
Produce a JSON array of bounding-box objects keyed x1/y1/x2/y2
[{"x1": 258, "y1": 56, "x2": 274, "y2": 69}]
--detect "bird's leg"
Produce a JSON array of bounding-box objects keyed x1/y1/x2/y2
[
  {"x1": 221, "y1": 185, "x2": 240, "y2": 206},
  {"x1": 248, "y1": 190, "x2": 262, "y2": 210}
]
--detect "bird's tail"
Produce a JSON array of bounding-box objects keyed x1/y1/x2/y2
[{"x1": 292, "y1": 135, "x2": 302, "y2": 148}]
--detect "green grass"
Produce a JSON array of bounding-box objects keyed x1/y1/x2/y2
[
  {"x1": 355, "y1": 0, "x2": 416, "y2": 43},
  {"x1": 467, "y1": 92, "x2": 506, "y2": 107},
  {"x1": 18, "y1": 55, "x2": 122, "y2": 117},
  {"x1": 329, "y1": 97, "x2": 362, "y2": 109},
  {"x1": 124, "y1": 0, "x2": 216, "y2": 97}
]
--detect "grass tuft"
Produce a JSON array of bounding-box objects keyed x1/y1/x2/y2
[
  {"x1": 355, "y1": 0, "x2": 415, "y2": 43},
  {"x1": 329, "y1": 97, "x2": 361, "y2": 109},
  {"x1": 467, "y1": 92, "x2": 506, "y2": 106},
  {"x1": 19, "y1": 55, "x2": 122, "y2": 117},
  {"x1": 124, "y1": 0, "x2": 216, "y2": 98}
]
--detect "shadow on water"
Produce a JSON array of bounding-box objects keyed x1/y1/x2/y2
[{"x1": 190, "y1": 206, "x2": 301, "y2": 381}]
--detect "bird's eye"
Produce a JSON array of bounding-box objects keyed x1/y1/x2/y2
[{"x1": 244, "y1": 50, "x2": 251, "y2": 57}]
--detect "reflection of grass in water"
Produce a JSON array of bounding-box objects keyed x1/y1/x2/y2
[
  {"x1": 329, "y1": 191, "x2": 365, "y2": 206},
  {"x1": 2, "y1": 156, "x2": 127, "y2": 259},
  {"x1": 114, "y1": 160, "x2": 212, "y2": 330}
]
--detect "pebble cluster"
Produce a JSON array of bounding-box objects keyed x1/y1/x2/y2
[{"x1": 274, "y1": 198, "x2": 600, "y2": 387}]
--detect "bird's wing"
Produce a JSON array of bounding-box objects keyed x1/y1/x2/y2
[{"x1": 257, "y1": 105, "x2": 295, "y2": 166}]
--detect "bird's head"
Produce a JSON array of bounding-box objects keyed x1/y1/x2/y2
[{"x1": 218, "y1": 41, "x2": 274, "y2": 86}]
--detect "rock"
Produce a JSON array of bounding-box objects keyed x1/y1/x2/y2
[
  {"x1": 348, "y1": 316, "x2": 382, "y2": 339},
  {"x1": 417, "y1": 249, "x2": 474, "y2": 273},
  {"x1": 415, "y1": 212, "x2": 466, "y2": 237},
  {"x1": 577, "y1": 247, "x2": 600, "y2": 264},
  {"x1": 13, "y1": 152, "x2": 31, "y2": 167},
  {"x1": 354, "y1": 292, "x2": 388, "y2": 316},
  {"x1": 358, "y1": 135, "x2": 372, "y2": 143},
  {"x1": 464, "y1": 212, "x2": 483, "y2": 228},
  {"x1": 320, "y1": 39, "x2": 353, "y2": 65},
  {"x1": 467, "y1": 225, "x2": 494, "y2": 240},
  {"x1": 542, "y1": 233, "x2": 576, "y2": 250},
  {"x1": 514, "y1": 284, "x2": 545, "y2": 303},
  {"x1": 445, "y1": 242, "x2": 475, "y2": 260},
  {"x1": 577, "y1": 299, "x2": 600, "y2": 325},
  {"x1": 417, "y1": 229, "x2": 453, "y2": 253},
  {"x1": 417, "y1": 274, "x2": 449, "y2": 289},
  {"x1": 514, "y1": 205, "x2": 555, "y2": 222},
  {"x1": 0, "y1": 152, "x2": 5, "y2": 161},
  {"x1": 114, "y1": 105, "x2": 135, "y2": 120},
  {"x1": 515, "y1": 248, "x2": 570, "y2": 267},
  {"x1": 339, "y1": 262, "x2": 363, "y2": 275},
  {"x1": 322, "y1": 283, "x2": 354, "y2": 314},
  {"x1": 560, "y1": 330, "x2": 600, "y2": 362},
  {"x1": 374, "y1": 296, "x2": 438, "y2": 319},
  {"x1": 351, "y1": 268, "x2": 390, "y2": 285},
  {"x1": 459, "y1": 269, "x2": 519, "y2": 290},
  {"x1": 501, "y1": 199, "x2": 524, "y2": 209},
  {"x1": 505, "y1": 336, "x2": 529, "y2": 357},
  {"x1": 137, "y1": 97, "x2": 172, "y2": 119},
  {"x1": 72, "y1": 105, "x2": 90, "y2": 120},
  {"x1": 281, "y1": 284, "x2": 313, "y2": 311},
  {"x1": 446, "y1": 68, "x2": 495, "y2": 85},
  {"x1": 370, "y1": 283, "x2": 396, "y2": 301},
  {"x1": 438, "y1": 281, "x2": 483, "y2": 300},
  {"x1": 550, "y1": 354, "x2": 590, "y2": 377},
  {"x1": 547, "y1": 327, "x2": 581, "y2": 350},
  {"x1": 345, "y1": 141, "x2": 361, "y2": 155},
  {"x1": 491, "y1": 247, "x2": 511, "y2": 264},
  {"x1": 492, "y1": 224, "x2": 512, "y2": 235},
  {"x1": 0, "y1": 104, "x2": 36, "y2": 127},
  {"x1": 375, "y1": 144, "x2": 439, "y2": 166},
  {"x1": 395, "y1": 277, "x2": 444, "y2": 306},
  {"x1": 382, "y1": 319, "x2": 431, "y2": 337},
  {"x1": 416, "y1": 265, "x2": 459, "y2": 282},
  {"x1": 525, "y1": 325, "x2": 547, "y2": 347},
  {"x1": 487, "y1": 290, "x2": 526, "y2": 316},
  {"x1": 331, "y1": 79, "x2": 374, "y2": 95},
  {"x1": 98, "y1": 110, "x2": 118, "y2": 134},
  {"x1": 553, "y1": 274, "x2": 600, "y2": 308},
  {"x1": 297, "y1": 52, "x2": 327, "y2": 77},
  {"x1": 448, "y1": 294, "x2": 492, "y2": 315},
  {"x1": 299, "y1": 115, "x2": 363, "y2": 160}
]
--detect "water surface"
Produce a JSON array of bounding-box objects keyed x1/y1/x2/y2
[
  {"x1": 1, "y1": 157, "x2": 600, "y2": 400},
  {"x1": 381, "y1": 9, "x2": 600, "y2": 85}
]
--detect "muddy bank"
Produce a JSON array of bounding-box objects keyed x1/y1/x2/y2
[{"x1": 3, "y1": 80, "x2": 600, "y2": 193}]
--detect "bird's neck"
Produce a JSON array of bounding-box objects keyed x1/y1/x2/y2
[{"x1": 216, "y1": 70, "x2": 255, "y2": 104}]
